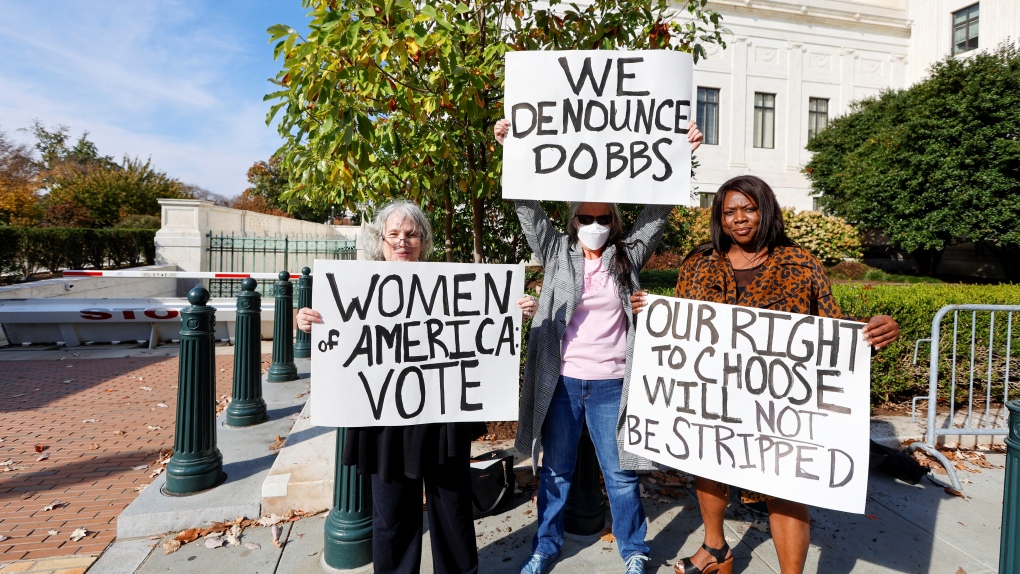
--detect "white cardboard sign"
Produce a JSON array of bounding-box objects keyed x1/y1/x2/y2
[
  {"x1": 310, "y1": 260, "x2": 525, "y2": 427},
  {"x1": 624, "y1": 296, "x2": 871, "y2": 513},
  {"x1": 501, "y1": 50, "x2": 694, "y2": 205}
]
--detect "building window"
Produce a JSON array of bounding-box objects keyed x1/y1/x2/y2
[
  {"x1": 808, "y1": 97, "x2": 829, "y2": 140},
  {"x1": 753, "y1": 92, "x2": 775, "y2": 149},
  {"x1": 697, "y1": 88, "x2": 720, "y2": 145},
  {"x1": 699, "y1": 192, "x2": 715, "y2": 209},
  {"x1": 952, "y1": 3, "x2": 979, "y2": 55}
]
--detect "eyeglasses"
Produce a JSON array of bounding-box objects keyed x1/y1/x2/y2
[
  {"x1": 576, "y1": 214, "x2": 613, "y2": 225},
  {"x1": 383, "y1": 234, "x2": 422, "y2": 247}
]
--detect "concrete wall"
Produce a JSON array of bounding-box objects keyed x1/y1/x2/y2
[
  {"x1": 0, "y1": 264, "x2": 178, "y2": 300},
  {"x1": 155, "y1": 199, "x2": 345, "y2": 294}
]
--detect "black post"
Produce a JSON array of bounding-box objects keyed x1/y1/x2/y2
[
  {"x1": 294, "y1": 267, "x2": 312, "y2": 359},
  {"x1": 322, "y1": 428, "x2": 373, "y2": 569},
  {"x1": 564, "y1": 423, "x2": 606, "y2": 535},
  {"x1": 225, "y1": 278, "x2": 268, "y2": 427},
  {"x1": 164, "y1": 286, "x2": 225, "y2": 495},
  {"x1": 1000, "y1": 400, "x2": 1020, "y2": 573},
  {"x1": 267, "y1": 270, "x2": 298, "y2": 382}
]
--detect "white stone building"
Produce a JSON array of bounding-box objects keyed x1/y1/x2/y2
[{"x1": 689, "y1": 0, "x2": 1020, "y2": 209}]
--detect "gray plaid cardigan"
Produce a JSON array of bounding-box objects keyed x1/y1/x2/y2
[{"x1": 514, "y1": 200, "x2": 671, "y2": 472}]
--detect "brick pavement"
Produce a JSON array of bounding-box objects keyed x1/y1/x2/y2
[{"x1": 0, "y1": 353, "x2": 272, "y2": 563}]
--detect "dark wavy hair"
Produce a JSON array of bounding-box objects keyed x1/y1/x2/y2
[
  {"x1": 689, "y1": 175, "x2": 796, "y2": 258},
  {"x1": 565, "y1": 202, "x2": 635, "y2": 294}
]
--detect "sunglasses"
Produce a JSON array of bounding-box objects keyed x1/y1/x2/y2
[{"x1": 576, "y1": 214, "x2": 613, "y2": 225}]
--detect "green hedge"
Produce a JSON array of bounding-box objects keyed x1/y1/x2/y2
[
  {"x1": 643, "y1": 280, "x2": 1020, "y2": 403},
  {"x1": 0, "y1": 227, "x2": 156, "y2": 279}
]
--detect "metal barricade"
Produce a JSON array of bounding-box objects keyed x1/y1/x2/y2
[{"x1": 910, "y1": 304, "x2": 1020, "y2": 491}]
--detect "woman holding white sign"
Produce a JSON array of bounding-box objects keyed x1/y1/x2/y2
[
  {"x1": 496, "y1": 118, "x2": 703, "y2": 574},
  {"x1": 631, "y1": 175, "x2": 899, "y2": 574},
  {"x1": 297, "y1": 200, "x2": 482, "y2": 574}
]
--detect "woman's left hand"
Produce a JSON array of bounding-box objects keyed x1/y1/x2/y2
[
  {"x1": 863, "y1": 315, "x2": 899, "y2": 350},
  {"x1": 688, "y1": 121, "x2": 704, "y2": 153},
  {"x1": 518, "y1": 295, "x2": 537, "y2": 319}
]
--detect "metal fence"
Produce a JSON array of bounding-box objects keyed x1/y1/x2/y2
[
  {"x1": 910, "y1": 304, "x2": 1020, "y2": 491},
  {"x1": 207, "y1": 233, "x2": 357, "y2": 297}
]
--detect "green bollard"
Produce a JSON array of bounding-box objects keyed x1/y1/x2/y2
[
  {"x1": 225, "y1": 278, "x2": 268, "y2": 427},
  {"x1": 294, "y1": 267, "x2": 312, "y2": 359},
  {"x1": 164, "y1": 286, "x2": 226, "y2": 495},
  {"x1": 267, "y1": 270, "x2": 299, "y2": 382},
  {"x1": 1001, "y1": 400, "x2": 1020, "y2": 573},
  {"x1": 564, "y1": 423, "x2": 606, "y2": 536},
  {"x1": 322, "y1": 427, "x2": 373, "y2": 570}
]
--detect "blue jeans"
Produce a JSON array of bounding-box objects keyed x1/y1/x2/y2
[{"x1": 533, "y1": 375, "x2": 649, "y2": 561}]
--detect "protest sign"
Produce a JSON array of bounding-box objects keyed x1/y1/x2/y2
[
  {"x1": 310, "y1": 260, "x2": 525, "y2": 427},
  {"x1": 502, "y1": 50, "x2": 694, "y2": 205},
  {"x1": 624, "y1": 296, "x2": 871, "y2": 513}
]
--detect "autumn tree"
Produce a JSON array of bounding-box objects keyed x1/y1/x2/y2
[
  {"x1": 267, "y1": 0, "x2": 724, "y2": 262},
  {"x1": 0, "y1": 129, "x2": 42, "y2": 226}
]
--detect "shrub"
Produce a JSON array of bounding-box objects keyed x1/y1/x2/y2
[
  {"x1": 115, "y1": 214, "x2": 161, "y2": 229},
  {"x1": 828, "y1": 261, "x2": 872, "y2": 280},
  {"x1": 783, "y1": 209, "x2": 863, "y2": 265},
  {"x1": 0, "y1": 227, "x2": 156, "y2": 278}
]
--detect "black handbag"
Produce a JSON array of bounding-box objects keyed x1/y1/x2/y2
[{"x1": 469, "y1": 450, "x2": 515, "y2": 518}]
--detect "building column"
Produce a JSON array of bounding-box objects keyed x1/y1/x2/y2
[
  {"x1": 839, "y1": 48, "x2": 858, "y2": 116},
  {"x1": 785, "y1": 41, "x2": 806, "y2": 172},
  {"x1": 729, "y1": 36, "x2": 751, "y2": 169}
]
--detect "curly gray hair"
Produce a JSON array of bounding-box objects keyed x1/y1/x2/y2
[{"x1": 361, "y1": 199, "x2": 434, "y2": 261}]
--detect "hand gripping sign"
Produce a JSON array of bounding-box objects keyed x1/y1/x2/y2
[
  {"x1": 501, "y1": 50, "x2": 694, "y2": 205},
  {"x1": 310, "y1": 260, "x2": 525, "y2": 427},
  {"x1": 624, "y1": 295, "x2": 872, "y2": 513}
]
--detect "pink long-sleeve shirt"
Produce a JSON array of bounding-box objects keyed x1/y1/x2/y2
[{"x1": 560, "y1": 257, "x2": 628, "y2": 380}]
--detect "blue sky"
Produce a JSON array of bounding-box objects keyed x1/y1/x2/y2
[{"x1": 0, "y1": 1, "x2": 313, "y2": 199}]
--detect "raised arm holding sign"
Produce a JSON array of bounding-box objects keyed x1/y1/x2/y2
[{"x1": 629, "y1": 176, "x2": 899, "y2": 574}]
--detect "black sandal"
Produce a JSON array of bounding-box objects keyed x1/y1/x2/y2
[{"x1": 675, "y1": 542, "x2": 733, "y2": 574}]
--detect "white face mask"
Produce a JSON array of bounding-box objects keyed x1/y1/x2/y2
[{"x1": 576, "y1": 223, "x2": 611, "y2": 251}]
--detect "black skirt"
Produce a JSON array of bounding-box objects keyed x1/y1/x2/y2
[{"x1": 341, "y1": 422, "x2": 486, "y2": 481}]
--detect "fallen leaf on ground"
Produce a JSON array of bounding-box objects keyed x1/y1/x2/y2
[
  {"x1": 204, "y1": 536, "x2": 225, "y2": 549},
  {"x1": 0, "y1": 460, "x2": 13, "y2": 466},
  {"x1": 957, "y1": 568, "x2": 967, "y2": 574},
  {"x1": 175, "y1": 528, "x2": 203, "y2": 543},
  {"x1": 225, "y1": 524, "x2": 241, "y2": 546},
  {"x1": 41, "y1": 500, "x2": 67, "y2": 511},
  {"x1": 258, "y1": 514, "x2": 284, "y2": 527},
  {"x1": 62, "y1": 379, "x2": 74, "y2": 384},
  {"x1": 162, "y1": 539, "x2": 182, "y2": 554},
  {"x1": 10, "y1": 394, "x2": 23, "y2": 398},
  {"x1": 134, "y1": 484, "x2": 148, "y2": 493},
  {"x1": 36, "y1": 452, "x2": 49, "y2": 462},
  {"x1": 245, "y1": 542, "x2": 261, "y2": 550},
  {"x1": 599, "y1": 528, "x2": 615, "y2": 543},
  {"x1": 104, "y1": 388, "x2": 113, "y2": 392},
  {"x1": 271, "y1": 524, "x2": 282, "y2": 548},
  {"x1": 0, "y1": 535, "x2": 8, "y2": 542},
  {"x1": 294, "y1": 392, "x2": 308, "y2": 398},
  {"x1": 147, "y1": 425, "x2": 162, "y2": 431},
  {"x1": 88, "y1": 443, "x2": 100, "y2": 450},
  {"x1": 945, "y1": 487, "x2": 965, "y2": 498},
  {"x1": 112, "y1": 430, "x2": 125, "y2": 436},
  {"x1": 156, "y1": 403, "x2": 168, "y2": 408},
  {"x1": 34, "y1": 444, "x2": 47, "y2": 453},
  {"x1": 47, "y1": 530, "x2": 58, "y2": 536},
  {"x1": 140, "y1": 386, "x2": 152, "y2": 391},
  {"x1": 150, "y1": 467, "x2": 165, "y2": 478},
  {"x1": 131, "y1": 465, "x2": 148, "y2": 471},
  {"x1": 70, "y1": 527, "x2": 88, "y2": 541},
  {"x1": 865, "y1": 514, "x2": 878, "y2": 520},
  {"x1": 268, "y1": 436, "x2": 286, "y2": 451},
  {"x1": 82, "y1": 419, "x2": 97, "y2": 423},
  {"x1": 19, "y1": 492, "x2": 35, "y2": 500}
]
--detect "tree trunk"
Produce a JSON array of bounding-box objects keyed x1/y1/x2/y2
[
  {"x1": 444, "y1": 189, "x2": 454, "y2": 263},
  {"x1": 911, "y1": 248, "x2": 944, "y2": 277},
  {"x1": 472, "y1": 195, "x2": 484, "y2": 264}
]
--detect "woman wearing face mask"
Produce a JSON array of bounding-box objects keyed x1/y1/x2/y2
[{"x1": 495, "y1": 118, "x2": 703, "y2": 574}]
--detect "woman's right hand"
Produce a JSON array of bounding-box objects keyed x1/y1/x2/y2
[
  {"x1": 517, "y1": 295, "x2": 537, "y2": 319},
  {"x1": 494, "y1": 119, "x2": 510, "y2": 145},
  {"x1": 630, "y1": 290, "x2": 648, "y2": 314},
  {"x1": 297, "y1": 307, "x2": 323, "y2": 333}
]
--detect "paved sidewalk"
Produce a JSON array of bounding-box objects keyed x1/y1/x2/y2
[{"x1": 0, "y1": 344, "x2": 270, "y2": 564}]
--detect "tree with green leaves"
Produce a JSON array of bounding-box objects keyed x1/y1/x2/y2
[
  {"x1": 805, "y1": 41, "x2": 1020, "y2": 279},
  {"x1": 267, "y1": 0, "x2": 724, "y2": 263},
  {"x1": 0, "y1": 128, "x2": 42, "y2": 226}
]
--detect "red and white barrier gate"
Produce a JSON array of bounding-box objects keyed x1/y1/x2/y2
[{"x1": 0, "y1": 298, "x2": 276, "y2": 348}]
